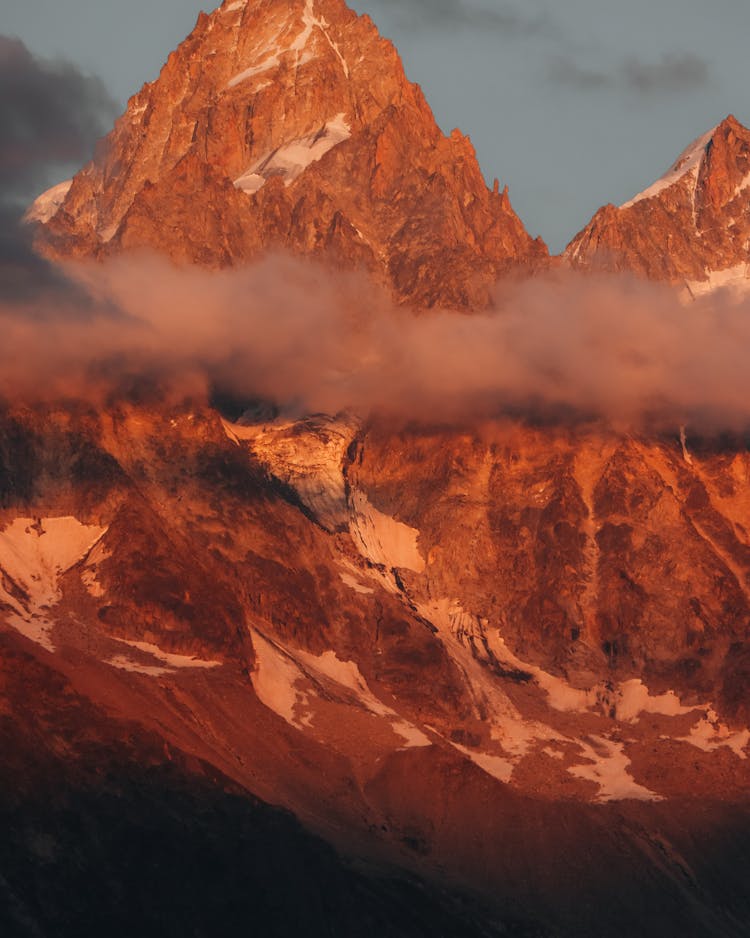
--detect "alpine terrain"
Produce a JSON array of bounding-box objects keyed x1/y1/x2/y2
[
  {"x1": 567, "y1": 115, "x2": 750, "y2": 296},
  {"x1": 5, "y1": 0, "x2": 750, "y2": 935}
]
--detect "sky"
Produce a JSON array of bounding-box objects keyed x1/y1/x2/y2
[{"x1": 3, "y1": 0, "x2": 750, "y2": 252}]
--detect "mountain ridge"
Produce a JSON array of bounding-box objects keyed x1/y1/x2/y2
[
  {"x1": 28, "y1": 0, "x2": 750, "y2": 303},
  {"x1": 565, "y1": 114, "x2": 750, "y2": 294},
  {"x1": 33, "y1": 0, "x2": 547, "y2": 310},
  {"x1": 8, "y1": 3, "x2": 750, "y2": 935}
]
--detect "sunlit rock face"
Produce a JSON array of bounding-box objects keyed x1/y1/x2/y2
[
  {"x1": 2, "y1": 402, "x2": 750, "y2": 936},
  {"x1": 12, "y1": 1, "x2": 750, "y2": 935},
  {"x1": 33, "y1": 0, "x2": 546, "y2": 309},
  {"x1": 566, "y1": 116, "x2": 750, "y2": 296}
]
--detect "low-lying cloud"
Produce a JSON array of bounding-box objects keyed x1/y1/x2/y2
[{"x1": 3, "y1": 252, "x2": 750, "y2": 434}]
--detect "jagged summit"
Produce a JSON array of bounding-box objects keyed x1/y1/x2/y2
[
  {"x1": 9, "y1": 11, "x2": 750, "y2": 931},
  {"x1": 33, "y1": 0, "x2": 547, "y2": 309},
  {"x1": 566, "y1": 114, "x2": 750, "y2": 295},
  {"x1": 618, "y1": 125, "x2": 717, "y2": 211}
]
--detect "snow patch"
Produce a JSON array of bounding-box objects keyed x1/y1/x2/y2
[
  {"x1": 339, "y1": 572, "x2": 374, "y2": 595},
  {"x1": 393, "y1": 722, "x2": 433, "y2": 749},
  {"x1": 250, "y1": 631, "x2": 310, "y2": 728},
  {"x1": 620, "y1": 128, "x2": 715, "y2": 209},
  {"x1": 81, "y1": 537, "x2": 111, "y2": 599},
  {"x1": 291, "y1": 0, "x2": 318, "y2": 54},
  {"x1": 0, "y1": 517, "x2": 107, "y2": 609},
  {"x1": 81, "y1": 569, "x2": 105, "y2": 598},
  {"x1": 483, "y1": 629, "x2": 595, "y2": 713},
  {"x1": 678, "y1": 710, "x2": 750, "y2": 758},
  {"x1": 234, "y1": 114, "x2": 351, "y2": 194},
  {"x1": 483, "y1": 627, "x2": 697, "y2": 724},
  {"x1": 223, "y1": 415, "x2": 358, "y2": 530},
  {"x1": 0, "y1": 518, "x2": 107, "y2": 652},
  {"x1": 113, "y1": 638, "x2": 221, "y2": 670},
  {"x1": 615, "y1": 679, "x2": 696, "y2": 722},
  {"x1": 420, "y1": 597, "x2": 689, "y2": 801},
  {"x1": 24, "y1": 180, "x2": 73, "y2": 224},
  {"x1": 293, "y1": 0, "x2": 348, "y2": 75},
  {"x1": 420, "y1": 598, "x2": 560, "y2": 762},
  {"x1": 107, "y1": 655, "x2": 171, "y2": 677},
  {"x1": 293, "y1": 645, "x2": 431, "y2": 748},
  {"x1": 233, "y1": 172, "x2": 266, "y2": 195},
  {"x1": 5, "y1": 617, "x2": 56, "y2": 654},
  {"x1": 99, "y1": 223, "x2": 119, "y2": 243},
  {"x1": 299, "y1": 648, "x2": 383, "y2": 705},
  {"x1": 304, "y1": 0, "x2": 350, "y2": 77},
  {"x1": 250, "y1": 630, "x2": 430, "y2": 747},
  {"x1": 226, "y1": 0, "x2": 348, "y2": 88},
  {"x1": 570, "y1": 736, "x2": 662, "y2": 802},
  {"x1": 349, "y1": 491, "x2": 425, "y2": 573},
  {"x1": 451, "y1": 742, "x2": 514, "y2": 784},
  {"x1": 227, "y1": 58, "x2": 280, "y2": 87},
  {"x1": 337, "y1": 557, "x2": 398, "y2": 595},
  {"x1": 732, "y1": 170, "x2": 750, "y2": 200},
  {"x1": 685, "y1": 263, "x2": 750, "y2": 298}
]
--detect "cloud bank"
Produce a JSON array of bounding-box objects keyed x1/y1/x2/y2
[{"x1": 2, "y1": 252, "x2": 750, "y2": 434}]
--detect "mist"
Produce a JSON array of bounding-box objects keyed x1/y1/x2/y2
[{"x1": 3, "y1": 250, "x2": 750, "y2": 433}]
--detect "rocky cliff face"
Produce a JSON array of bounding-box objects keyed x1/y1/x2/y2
[
  {"x1": 566, "y1": 116, "x2": 750, "y2": 295},
  {"x1": 10, "y1": 1, "x2": 750, "y2": 935},
  {"x1": 33, "y1": 0, "x2": 546, "y2": 309},
  {"x1": 2, "y1": 403, "x2": 750, "y2": 936}
]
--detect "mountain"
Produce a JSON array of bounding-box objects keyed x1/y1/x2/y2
[
  {"x1": 3, "y1": 405, "x2": 750, "y2": 937},
  {"x1": 31, "y1": 0, "x2": 546, "y2": 310},
  {"x1": 566, "y1": 115, "x2": 750, "y2": 295},
  {"x1": 7, "y1": 2, "x2": 750, "y2": 936}
]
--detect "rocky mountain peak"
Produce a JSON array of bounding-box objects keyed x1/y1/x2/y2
[
  {"x1": 33, "y1": 0, "x2": 547, "y2": 309},
  {"x1": 8, "y1": 9, "x2": 750, "y2": 932},
  {"x1": 565, "y1": 114, "x2": 750, "y2": 295}
]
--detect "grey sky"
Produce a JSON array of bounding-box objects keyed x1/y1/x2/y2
[{"x1": 3, "y1": 0, "x2": 749, "y2": 252}]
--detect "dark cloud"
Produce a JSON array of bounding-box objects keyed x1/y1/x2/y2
[
  {"x1": 624, "y1": 53, "x2": 710, "y2": 94},
  {"x1": 548, "y1": 52, "x2": 710, "y2": 95},
  {"x1": 547, "y1": 58, "x2": 611, "y2": 90},
  {"x1": 2, "y1": 252, "x2": 750, "y2": 435},
  {"x1": 0, "y1": 35, "x2": 116, "y2": 202},
  {"x1": 0, "y1": 36, "x2": 116, "y2": 301},
  {"x1": 362, "y1": 0, "x2": 551, "y2": 36}
]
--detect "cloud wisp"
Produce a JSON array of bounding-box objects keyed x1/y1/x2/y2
[
  {"x1": 623, "y1": 53, "x2": 710, "y2": 94},
  {"x1": 3, "y1": 252, "x2": 750, "y2": 434},
  {"x1": 549, "y1": 52, "x2": 711, "y2": 95},
  {"x1": 362, "y1": 0, "x2": 552, "y2": 36}
]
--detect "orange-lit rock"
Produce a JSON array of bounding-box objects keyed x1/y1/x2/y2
[
  {"x1": 566, "y1": 115, "x2": 750, "y2": 294},
  {"x1": 2, "y1": 401, "x2": 750, "y2": 936},
  {"x1": 13, "y1": 3, "x2": 750, "y2": 934},
  {"x1": 35, "y1": 0, "x2": 546, "y2": 308}
]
